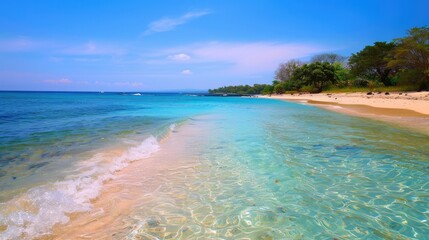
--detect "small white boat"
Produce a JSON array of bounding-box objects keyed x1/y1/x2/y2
[{"x1": 133, "y1": 93, "x2": 141, "y2": 96}]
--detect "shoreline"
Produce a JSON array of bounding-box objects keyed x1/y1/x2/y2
[
  {"x1": 261, "y1": 91, "x2": 429, "y2": 134},
  {"x1": 24, "y1": 98, "x2": 429, "y2": 239},
  {"x1": 44, "y1": 117, "x2": 213, "y2": 239}
]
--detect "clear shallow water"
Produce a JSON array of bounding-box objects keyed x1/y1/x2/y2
[
  {"x1": 0, "y1": 92, "x2": 428, "y2": 239},
  {"x1": 0, "y1": 92, "x2": 210, "y2": 199}
]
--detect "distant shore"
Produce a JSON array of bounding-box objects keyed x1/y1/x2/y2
[{"x1": 261, "y1": 91, "x2": 429, "y2": 134}]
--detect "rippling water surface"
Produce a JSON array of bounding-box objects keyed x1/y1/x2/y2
[{"x1": 0, "y1": 92, "x2": 428, "y2": 239}]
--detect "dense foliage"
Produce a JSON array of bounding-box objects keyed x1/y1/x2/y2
[
  {"x1": 349, "y1": 42, "x2": 396, "y2": 86},
  {"x1": 292, "y1": 62, "x2": 337, "y2": 92},
  {"x1": 208, "y1": 84, "x2": 271, "y2": 95},
  {"x1": 388, "y1": 27, "x2": 429, "y2": 90},
  {"x1": 209, "y1": 27, "x2": 429, "y2": 94}
]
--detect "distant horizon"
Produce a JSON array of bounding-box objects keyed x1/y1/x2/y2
[
  {"x1": 0, "y1": 89, "x2": 210, "y2": 93},
  {"x1": 1, "y1": 0, "x2": 428, "y2": 91}
]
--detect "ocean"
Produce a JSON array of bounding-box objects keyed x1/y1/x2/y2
[{"x1": 0, "y1": 91, "x2": 428, "y2": 239}]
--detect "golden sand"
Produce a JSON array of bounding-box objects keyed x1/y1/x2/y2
[{"x1": 262, "y1": 91, "x2": 429, "y2": 134}]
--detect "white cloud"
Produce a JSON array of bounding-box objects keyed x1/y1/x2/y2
[
  {"x1": 181, "y1": 69, "x2": 193, "y2": 75},
  {"x1": 43, "y1": 78, "x2": 72, "y2": 84},
  {"x1": 144, "y1": 10, "x2": 210, "y2": 35},
  {"x1": 162, "y1": 42, "x2": 327, "y2": 74},
  {"x1": 168, "y1": 53, "x2": 191, "y2": 61}
]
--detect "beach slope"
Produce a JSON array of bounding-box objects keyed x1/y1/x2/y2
[{"x1": 262, "y1": 91, "x2": 429, "y2": 133}]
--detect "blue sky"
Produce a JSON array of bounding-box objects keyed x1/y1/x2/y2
[{"x1": 0, "y1": 0, "x2": 428, "y2": 91}]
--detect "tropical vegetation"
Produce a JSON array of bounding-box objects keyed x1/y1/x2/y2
[{"x1": 209, "y1": 27, "x2": 429, "y2": 95}]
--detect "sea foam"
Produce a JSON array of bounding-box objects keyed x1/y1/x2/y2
[
  {"x1": 169, "y1": 123, "x2": 176, "y2": 132},
  {"x1": 0, "y1": 136, "x2": 160, "y2": 239}
]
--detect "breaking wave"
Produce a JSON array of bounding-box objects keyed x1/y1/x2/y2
[{"x1": 0, "y1": 136, "x2": 160, "y2": 239}]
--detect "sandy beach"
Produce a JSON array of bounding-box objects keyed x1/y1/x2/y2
[
  {"x1": 3, "y1": 93, "x2": 429, "y2": 239},
  {"x1": 44, "y1": 117, "x2": 216, "y2": 239},
  {"x1": 262, "y1": 91, "x2": 429, "y2": 134}
]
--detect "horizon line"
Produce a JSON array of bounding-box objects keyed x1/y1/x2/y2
[{"x1": 0, "y1": 89, "x2": 210, "y2": 93}]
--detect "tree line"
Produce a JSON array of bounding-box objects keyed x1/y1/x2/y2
[
  {"x1": 208, "y1": 84, "x2": 271, "y2": 95},
  {"x1": 209, "y1": 26, "x2": 429, "y2": 94}
]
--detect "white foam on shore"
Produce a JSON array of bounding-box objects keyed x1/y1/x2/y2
[{"x1": 0, "y1": 136, "x2": 160, "y2": 239}]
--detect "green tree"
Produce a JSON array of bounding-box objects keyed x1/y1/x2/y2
[
  {"x1": 348, "y1": 42, "x2": 396, "y2": 86},
  {"x1": 332, "y1": 62, "x2": 351, "y2": 87},
  {"x1": 273, "y1": 83, "x2": 285, "y2": 94},
  {"x1": 388, "y1": 27, "x2": 429, "y2": 90},
  {"x1": 292, "y1": 62, "x2": 337, "y2": 92},
  {"x1": 209, "y1": 84, "x2": 272, "y2": 95},
  {"x1": 262, "y1": 85, "x2": 274, "y2": 95}
]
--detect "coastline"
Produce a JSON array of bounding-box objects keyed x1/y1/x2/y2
[
  {"x1": 16, "y1": 96, "x2": 429, "y2": 239},
  {"x1": 44, "y1": 116, "x2": 214, "y2": 239},
  {"x1": 261, "y1": 91, "x2": 429, "y2": 134}
]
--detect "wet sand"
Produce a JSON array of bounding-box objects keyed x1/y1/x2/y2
[
  {"x1": 262, "y1": 92, "x2": 429, "y2": 134},
  {"x1": 43, "y1": 118, "x2": 212, "y2": 239}
]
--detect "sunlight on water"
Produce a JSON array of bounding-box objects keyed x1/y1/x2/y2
[
  {"x1": 0, "y1": 92, "x2": 428, "y2": 239},
  {"x1": 119, "y1": 109, "x2": 428, "y2": 239}
]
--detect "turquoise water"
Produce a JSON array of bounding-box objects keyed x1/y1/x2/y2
[
  {"x1": 1, "y1": 92, "x2": 197, "y2": 197},
  {"x1": 0, "y1": 92, "x2": 428, "y2": 239}
]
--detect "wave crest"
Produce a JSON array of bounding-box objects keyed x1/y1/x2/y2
[{"x1": 0, "y1": 136, "x2": 160, "y2": 239}]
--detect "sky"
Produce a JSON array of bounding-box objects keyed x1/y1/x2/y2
[{"x1": 0, "y1": 0, "x2": 428, "y2": 91}]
